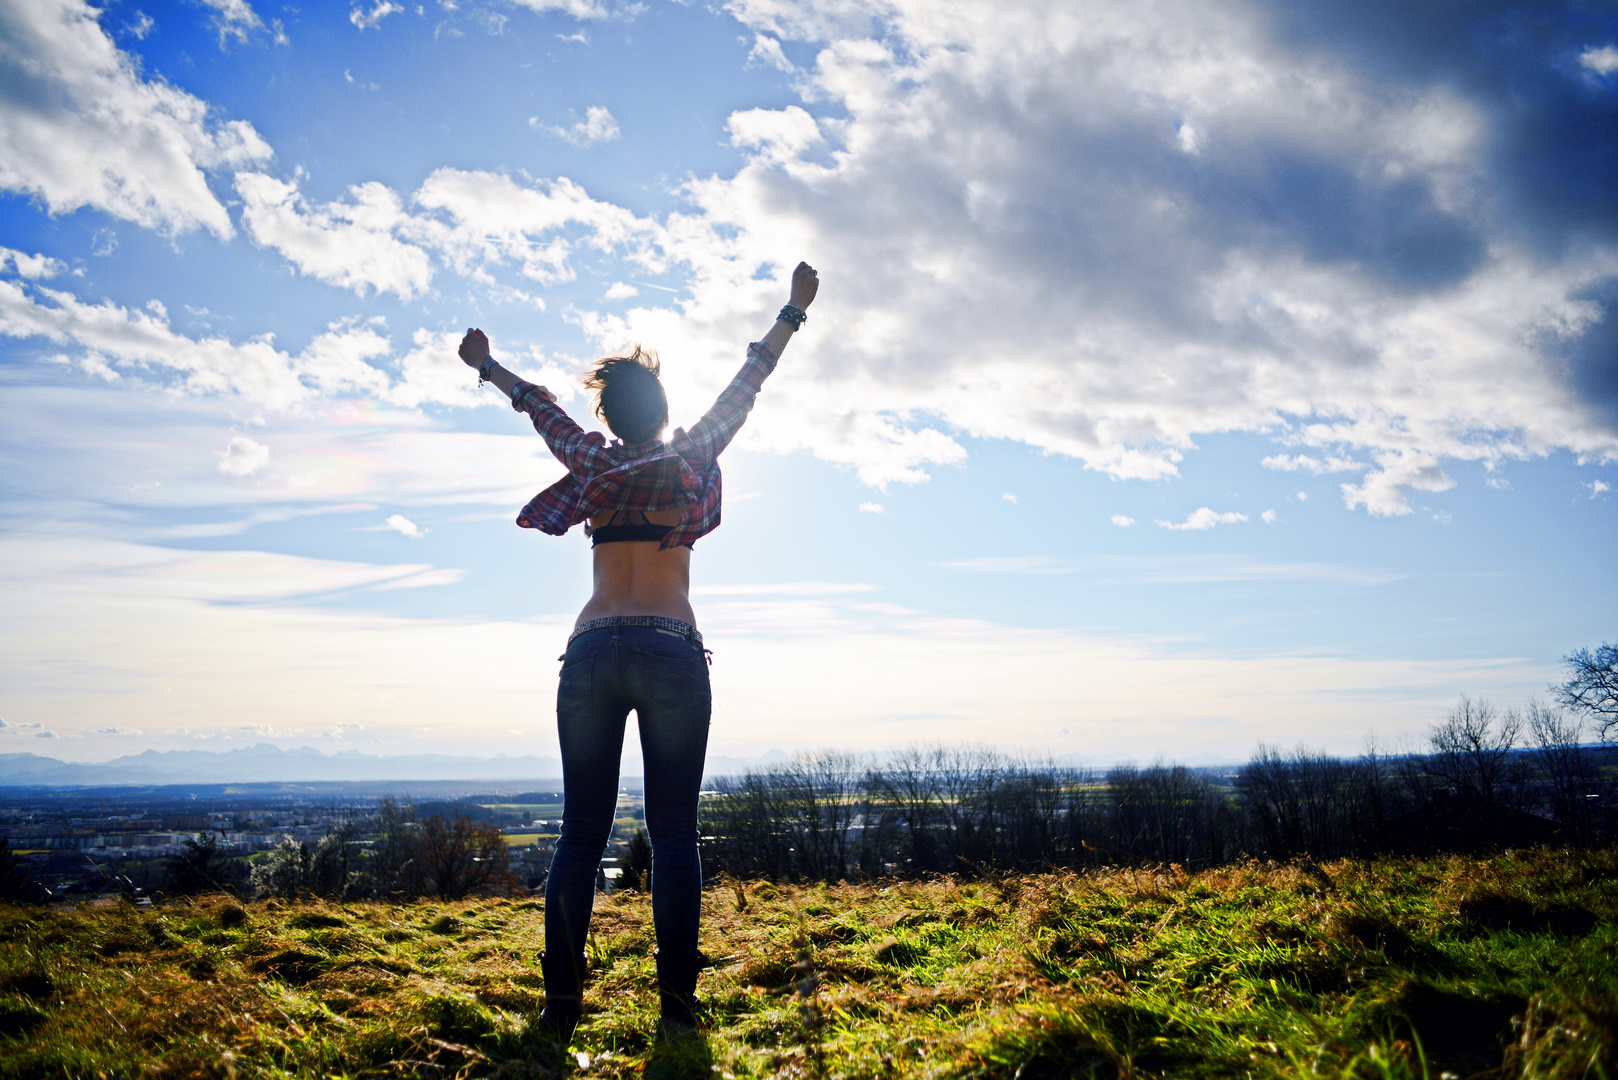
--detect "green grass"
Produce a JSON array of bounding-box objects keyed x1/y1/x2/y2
[{"x1": 1, "y1": 848, "x2": 1614, "y2": 1079}]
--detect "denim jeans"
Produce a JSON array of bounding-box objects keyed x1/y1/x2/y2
[{"x1": 544, "y1": 622, "x2": 711, "y2": 968}]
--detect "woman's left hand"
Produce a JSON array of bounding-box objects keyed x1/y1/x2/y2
[{"x1": 459, "y1": 328, "x2": 492, "y2": 369}]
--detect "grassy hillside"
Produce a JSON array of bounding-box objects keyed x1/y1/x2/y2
[{"x1": 1, "y1": 848, "x2": 1614, "y2": 1079}]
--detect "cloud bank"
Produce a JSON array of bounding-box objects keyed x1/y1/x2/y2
[{"x1": 3, "y1": 0, "x2": 1617, "y2": 514}]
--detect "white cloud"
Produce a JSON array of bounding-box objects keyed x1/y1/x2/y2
[
  {"x1": 1580, "y1": 45, "x2": 1618, "y2": 76},
  {"x1": 383, "y1": 513, "x2": 423, "y2": 538},
  {"x1": 1485, "y1": 476, "x2": 1510, "y2": 490},
  {"x1": 215, "y1": 434, "x2": 270, "y2": 476},
  {"x1": 35, "y1": 730, "x2": 57, "y2": 739},
  {"x1": 0, "y1": 247, "x2": 68, "y2": 280},
  {"x1": 0, "y1": 0, "x2": 271, "y2": 237},
  {"x1": 726, "y1": 105, "x2": 821, "y2": 167},
  {"x1": 568, "y1": 0, "x2": 1618, "y2": 506},
  {"x1": 1296, "y1": 491, "x2": 1308, "y2": 501},
  {"x1": 351, "y1": 1, "x2": 404, "y2": 30},
  {"x1": 858, "y1": 501, "x2": 884, "y2": 513},
  {"x1": 1111, "y1": 514, "x2": 1134, "y2": 527},
  {"x1": 96, "y1": 727, "x2": 142, "y2": 735},
  {"x1": 0, "y1": 281, "x2": 391, "y2": 410},
  {"x1": 1261, "y1": 509, "x2": 1278, "y2": 524},
  {"x1": 604, "y1": 281, "x2": 639, "y2": 300},
  {"x1": 1261, "y1": 454, "x2": 1365, "y2": 474},
  {"x1": 235, "y1": 173, "x2": 434, "y2": 299},
  {"x1": 1591, "y1": 479, "x2": 1612, "y2": 498},
  {"x1": 1341, "y1": 451, "x2": 1456, "y2": 517},
  {"x1": 548, "y1": 105, "x2": 620, "y2": 147},
  {"x1": 747, "y1": 34, "x2": 794, "y2": 72},
  {"x1": 1157, "y1": 508, "x2": 1248, "y2": 531},
  {"x1": 197, "y1": 0, "x2": 263, "y2": 46},
  {"x1": 1002, "y1": 492, "x2": 1017, "y2": 504},
  {"x1": 507, "y1": 0, "x2": 609, "y2": 18}
]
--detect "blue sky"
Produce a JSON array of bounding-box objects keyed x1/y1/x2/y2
[{"x1": 1, "y1": 0, "x2": 1615, "y2": 767}]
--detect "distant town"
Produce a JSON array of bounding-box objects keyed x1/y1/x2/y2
[{"x1": 0, "y1": 780, "x2": 651, "y2": 901}]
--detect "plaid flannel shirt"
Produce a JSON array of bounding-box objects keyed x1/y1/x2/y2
[{"x1": 510, "y1": 341, "x2": 779, "y2": 550}]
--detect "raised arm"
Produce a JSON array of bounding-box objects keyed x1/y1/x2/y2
[
  {"x1": 458, "y1": 329, "x2": 612, "y2": 473},
  {"x1": 681, "y1": 261, "x2": 819, "y2": 462},
  {"x1": 761, "y1": 261, "x2": 818, "y2": 359}
]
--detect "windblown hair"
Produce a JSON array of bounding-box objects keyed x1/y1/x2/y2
[{"x1": 583, "y1": 346, "x2": 668, "y2": 444}]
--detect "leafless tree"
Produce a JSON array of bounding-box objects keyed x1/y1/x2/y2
[
  {"x1": 1527, "y1": 699, "x2": 1597, "y2": 838},
  {"x1": 1555, "y1": 643, "x2": 1618, "y2": 742},
  {"x1": 416, "y1": 812, "x2": 516, "y2": 900},
  {"x1": 1428, "y1": 695, "x2": 1521, "y2": 809}
]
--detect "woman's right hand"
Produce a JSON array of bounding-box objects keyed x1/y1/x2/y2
[{"x1": 789, "y1": 261, "x2": 818, "y2": 310}]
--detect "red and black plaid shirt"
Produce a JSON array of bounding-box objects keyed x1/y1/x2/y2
[{"x1": 510, "y1": 341, "x2": 779, "y2": 549}]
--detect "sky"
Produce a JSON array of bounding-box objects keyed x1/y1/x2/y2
[{"x1": 0, "y1": 0, "x2": 1615, "y2": 769}]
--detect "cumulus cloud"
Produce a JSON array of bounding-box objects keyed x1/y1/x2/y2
[
  {"x1": 858, "y1": 501, "x2": 884, "y2": 513},
  {"x1": 1581, "y1": 45, "x2": 1618, "y2": 76},
  {"x1": 587, "y1": 0, "x2": 1617, "y2": 505},
  {"x1": 0, "y1": 0, "x2": 271, "y2": 237},
  {"x1": 0, "y1": 280, "x2": 392, "y2": 409},
  {"x1": 350, "y1": 1, "x2": 403, "y2": 30},
  {"x1": 1157, "y1": 508, "x2": 1248, "y2": 531},
  {"x1": 508, "y1": 0, "x2": 609, "y2": 18},
  {"x1": 216, "y1": 434, "x2": 270, "y2": 476},
  {"x1": 383, "y1": 513, "x2": 423, "y2": 537},
  {"x1": 0, "y1": 247, "x2": 68, "y2": 280},
  {"x1": 604, "y1": 281, "x2": 639, "y2": 300},
  {"x1": 8, "y1": 0, "x2": 1618, "y2": 520},
  {"x1": 1591, "y1": 479, "x2": 1613, "y2": 498},
  {"x1": 1341, "y1": 451, "x2": 1455, "y2": 517},
  {"x1": 1261, "y1": 509, "x2": 1278, "y2": 524},
  {"x1": 547, "y1": 105, "x2": 621, "y2": 147},
  {"x1": 197, "y1": 0, "x2": 263, "y2": 46},
  {"x1": 747, "y1": 34, "x2": 794, "y2": 72},
  {"x1": 1262, "y1": 454, "x2": 1364, "y2": 474},
  {"x1": 1111, "y1": 514, "x2": 1134, "y2": 527},
  {"x1": 235, "y1": 173, "x2": 434, "y2": 299}
]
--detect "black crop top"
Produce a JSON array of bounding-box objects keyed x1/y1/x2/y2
[{"x1": 588, "y1": 510, "x2": 693, "y2": 549}]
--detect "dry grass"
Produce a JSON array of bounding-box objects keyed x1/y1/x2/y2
[{"x1": 1, "y1": 848, "x2": 1614, "y2": 1079}]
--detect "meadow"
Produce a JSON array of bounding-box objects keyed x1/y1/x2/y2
[{"x1": 2, "y1": 846, "x2": 1614, "y2": 1079}]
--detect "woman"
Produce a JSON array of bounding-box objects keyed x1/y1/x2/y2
[{"x1": 457, "y1": 261, "x2": 819, "y2": 1036}]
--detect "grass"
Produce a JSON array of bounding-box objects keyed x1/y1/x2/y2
[{"x1": 1, "y1": 848, "x2": 1614, "y2": 1079}]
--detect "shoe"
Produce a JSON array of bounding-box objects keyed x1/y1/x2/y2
[
  {"x1": 538, "y1": 952, "x2": 584, "y2": 1040},
  {"x1": 655, "y1": 950, "x2": 708, "y2": 1031}
]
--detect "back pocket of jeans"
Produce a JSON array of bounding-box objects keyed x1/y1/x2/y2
[
  {"x1": 635, "y1": 646, "x2": 707, "y2": 707},
  {"x1": 557, "y1": 654, "x2": 594, "y2": 717}
]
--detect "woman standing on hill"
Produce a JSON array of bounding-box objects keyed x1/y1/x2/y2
[{"x1": 457, "y1": 261, "x2": 819, "y2": 1037}]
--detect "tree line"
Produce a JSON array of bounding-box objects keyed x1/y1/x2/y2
[{"x1": 699, "y1": 693, "x2": 1615, "y2": 882}]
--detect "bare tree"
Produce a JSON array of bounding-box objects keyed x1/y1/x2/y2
[
  {"x1": 1527, "y1": 699, "x2": 1596, "y2": 838},
  {"x1": 416, "y1": 812, "x2": 515, "y2": 900},
  {"x1": 1428, "y1": 695, "x2": 1521, "y2": 810},
  {"x1": 1554, "y1": 643, "x2": 1618, "y2": 742}
]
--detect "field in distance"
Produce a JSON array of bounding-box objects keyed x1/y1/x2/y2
[{"x1": 1, "y1": 848, "x2": 1614, "y2": 1079}]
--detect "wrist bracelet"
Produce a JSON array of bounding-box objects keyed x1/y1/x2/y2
[
  {"x1": 777, "y1": 303, "x2": 807, "y2": 329},
  {"x1": 477, "y1": 358, "x2": 497, "y2": 384}
]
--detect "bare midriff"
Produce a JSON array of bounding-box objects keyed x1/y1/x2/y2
[{"x1": 574, "y1": 507, "x2": 697, "y2": 628}]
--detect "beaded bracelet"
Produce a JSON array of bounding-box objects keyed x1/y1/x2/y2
[{"x1": 777, "y1": 303, "x2": 808, "y2": 329}]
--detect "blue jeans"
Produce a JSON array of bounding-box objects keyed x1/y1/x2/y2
[{"x1": 545, "y1": 622, "x2": 711, "y2": 967}]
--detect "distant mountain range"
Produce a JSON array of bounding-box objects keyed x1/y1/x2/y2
[{"x1": 0, "y1": 744, "x2": 796, "y2": 787}]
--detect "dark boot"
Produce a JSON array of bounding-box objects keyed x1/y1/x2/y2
[
  {"x1": 538, "y1": 952, "x2": 584, "y2": 1040},
  {"x1": 655, "y1": 950, "x2": 708, "y2": 1031}
]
